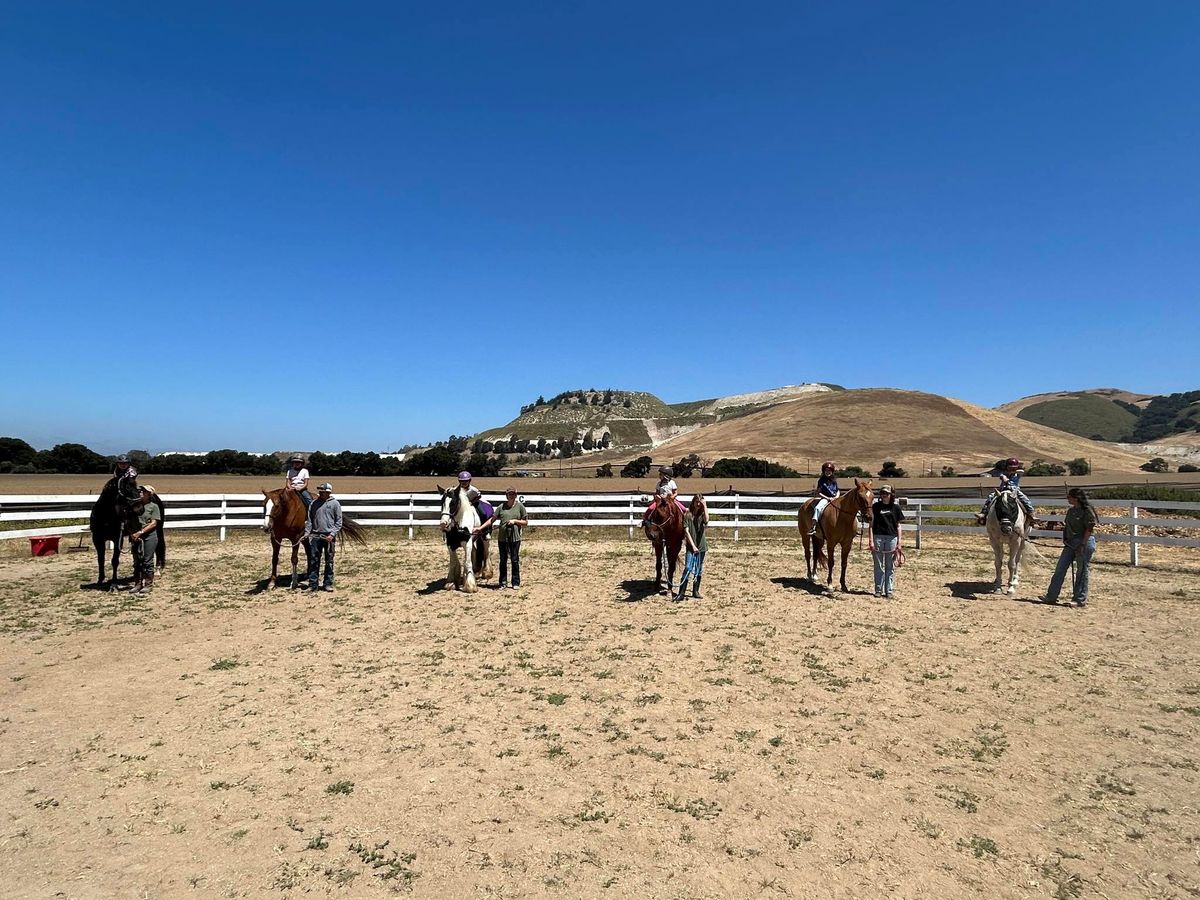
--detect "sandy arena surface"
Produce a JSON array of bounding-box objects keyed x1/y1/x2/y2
[{"x1": 1, "y1": 530, "x2": 1198, "y2": 899}]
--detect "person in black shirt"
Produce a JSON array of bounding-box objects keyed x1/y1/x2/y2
[{"x1": 868, "y1": 484, "x2": 905, "y2": 598}]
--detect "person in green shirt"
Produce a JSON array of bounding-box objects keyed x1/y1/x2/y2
[
  {"x1": 130, "y1": 484, "x2": 162, "y2": 594},
  {"x1": 1040, "y1": 487, "x2": 1098, "y2": 607},
  {"x1": 477, "y1": 487, "x2": 529, "y2": 589},
  {"x1": 675, "y1": 493, "x2": 709, "y2": 601}
]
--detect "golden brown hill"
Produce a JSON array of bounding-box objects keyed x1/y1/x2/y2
[{"x1": 650, "y1": 388, "x2": 1147, "y2": 474}]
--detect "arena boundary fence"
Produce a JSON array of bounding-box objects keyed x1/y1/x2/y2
[{"x1": 1, "y1": 492, "x2": 1197, "y2": 567}]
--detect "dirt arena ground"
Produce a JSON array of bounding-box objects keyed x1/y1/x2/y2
[{"x1": 1, "y1": 530, "x2": 1198, "y2": 899}]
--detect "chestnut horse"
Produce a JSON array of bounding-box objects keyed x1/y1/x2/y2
[
  {"x1": 796, "y1": 479, "x2": 875, "y2": 592},
  {"x1": 645, "y1": 494, "x2": 686, "y2": 595},
  {"x1": 261, "y1": 488, "x2": 366, "y2": 589}
]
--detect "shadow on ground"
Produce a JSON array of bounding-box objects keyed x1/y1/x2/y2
[{"x1": 617, "y1": 579, "x2": 666, "y2": 603}]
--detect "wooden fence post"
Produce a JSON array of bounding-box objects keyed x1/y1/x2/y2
[
  {"x1": 220, "y1": 496, "x2": 227, "y2": 542},
  {"x1": 408, "y1": 493, "x2": 414, "y2": 541},
  {"x1": 914, "y1": 500, "x2": 923, "y2": 551},
  {"x1": 628, "y1": 494, "x2": 634, "y2": 540},
  {"x1": 1130, "y1": 501, "x2": 1138, "y2": 567},
  {"x1": 734, "y1": 493, "x2": 740, "y2": 542}
]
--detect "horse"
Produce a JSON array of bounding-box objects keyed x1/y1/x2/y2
[
  {"x1": 261, "y1": 488, "x2": 367, "y2": 589},
  {"x1": 986, "y1": 486, "x2": 1031, "y2": 595},
  {"x1": 796, "y1": 479, "x2": 875, "y2": 592},
  {"x1": 439, "y1": 484, "x2": 494, "y2": 592},
  {"x1": 88, "y1": 474, "x2": 161, "y2": 589},
  {"x1": 644, "y1": 494, "x2": 685, "y2": 595}
]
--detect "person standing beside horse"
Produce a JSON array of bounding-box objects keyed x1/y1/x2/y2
[
  {"x1": 305, "y1": 482, "x2": 341, "y2": 592},
  {"x1": 1040, "y1": 488, "x2": 1098, "y2": 608},
  {"x1": 868, "y1": 484, "x2": 905, "y2": 598},
  {"x1": 675, "y1": 493, "x2": 709, "y2": 601},
  {"x1": 129, "y1": 485, "x2": 162, "y2": 593},
  {"x1": 976, "y1": 457, "x2": 1034, "y2": 526},
  {"x1": 285, "y1": 455, "x2": 313, "y2": 510},
  {"x1": 477, "y1": 487, "x2": 528, "y2": 589}
]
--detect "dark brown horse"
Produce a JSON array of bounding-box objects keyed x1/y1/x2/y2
[
  {"x1": 261, "y1": 488, "x2": 367, "y2": 589},
  {"x1": 796, "y1": 479, "x2": 874, "y2": 592},
  {"x1": 645, "y1": 495, "x2": 686, "y2": 595}
]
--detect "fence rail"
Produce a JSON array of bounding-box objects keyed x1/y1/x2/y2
[{"x1": 2, "y1": 493, "x2": 1197, "y2": 565}]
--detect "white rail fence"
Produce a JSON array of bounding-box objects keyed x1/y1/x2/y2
[{"x1": 2, "y1": 493, "x2": 1198, "y2": 567}]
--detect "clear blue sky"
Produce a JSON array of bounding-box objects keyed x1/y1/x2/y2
[{"x1": 2, "y1": 2, "x2": 1197, "y2": 454}]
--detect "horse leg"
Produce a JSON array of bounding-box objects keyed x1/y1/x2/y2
[
  {"x1": 463, "y1": 539, "x2": 478, "y2": 593},
  {"x1": 654, "y1": 540, "x2": 664, "y2": 592},
  {"x1": 839, "y1": 543, "x2": 851, "y2": 593},
  {"x1": 94, "y1": 537, "x2": 107, "y2": 588},
  {"x1": 290, "y1": 543, "x2": 299, "y2": 590},
  {"x1": 1007, "y1": 537, "x2": 1020, "y2": 594},
  {"x1": 110, "y1": 540, "x2": 121, "y2": 591},
  {"x1": 666, "y1": 542, "x2": 678, "y2": 595},
  {"x1": 991, "y1": 539, "x2": 1004, "y2": 593},
  {"x1": 445, "y1": 544, "x2": 458, "y2": 590},
  {"x1": 269, "y1": 540, "x2": 280, "y2": 589}
]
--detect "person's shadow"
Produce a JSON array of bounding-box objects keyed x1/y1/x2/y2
[{"x1": 617, "y1": 578, "x2": 664, "y2": 603}]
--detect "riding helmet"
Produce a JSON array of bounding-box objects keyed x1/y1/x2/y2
[
  {"x1": 1006, "y1": 457, "x2": 1021, "y2": 468},
  {"x1": 822, "y1": 461, "x2": 835, "y2": 472}
]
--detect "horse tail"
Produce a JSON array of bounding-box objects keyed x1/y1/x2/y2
[
  {"x1": 814, "y1": 542, "x2": 827, "y2": 567},
  {"x1": 339, "y1": 516, "x2": 369, "y2": 548}
]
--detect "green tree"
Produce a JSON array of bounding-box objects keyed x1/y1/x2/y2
[
  {"x1": 940, "y1": 466, "x2": 956, "y2": 477},
  {"x1": 836, "y1": 465, "x2": 870, "y2": 478},
  {"x1": 0, "y1": 437, "x2": 38, "y2": 471},
  {"x1": 1179, "y1": 463, "x2": 1199, "y2": 473},
  {"x1": 1026, "y1": 459, "x2": 1066, "y2": 476},
  {"x1": 397, "y1": 446, "x2": 462, "y2": 476},
  {"x1": 1140, "y1": 457, "x2": 1169, "y2": 473},
  {"x1": 878, "y1": 460, "x2": 907, "y2": 479},
  {"x1": 620, "y1": 455, "x2": 653, "y2": 478},
  {"x1": 36, "y1": 443, "x2": 109, "y2": 474},
  {"x1": 1066, "y1": 457, "x2": 1091, "y2": 476},
  {"x1": 596, "y1": 463, "x2": 614, "y2": 478},
  {"x1": 707, "y1": 456, "x2": 800, "y2": 478},
  {"x1": 673, "y1": 454, "x2": 701, "y2": 478}
]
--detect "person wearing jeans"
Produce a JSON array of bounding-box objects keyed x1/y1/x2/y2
[
  {"x1": 304, "y1": 483, "x2": 341, "y2": 591},
  {"x1": 869, "y1": 484, "x2": 905, "y2": 598},
  {"x1": 675, "y1": 494, "x2": 709, "y2": 601},
  {"x1": 1041, "y1": 487, "x2": 1098, "y2": 607},
  {"x1": 478, "y1": 487, "x2": 528, "y2": 589}
]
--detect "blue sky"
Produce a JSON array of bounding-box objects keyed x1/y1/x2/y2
[{"x1": 2, "y1": 2, "x2": 1197, "y2": 454}]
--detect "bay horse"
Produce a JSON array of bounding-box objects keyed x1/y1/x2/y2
[
  {"x1": 645, "y1": 494, "x2": 685, "y2": 595},
  {"x1": 796, "y1": 479, "x2": 874, "y2": 592},
  {"x1": 439, "y1": 485, "x2": 494, "y2": 592},
  {"x1": 986, "y1": 486, "x2": 1031, "y2": 595},
  {"x1": 261, "y1": 488, "x2": 366, "y2": 589},
  {"x1": 89, "y1": 475, "x2": 165, "y2": 589}
]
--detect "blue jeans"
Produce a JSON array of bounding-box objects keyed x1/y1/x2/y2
[
  {"x1": 872, "y1": 535, "x2": 898, "y2": 595},
  {"x1": 499, "y1": 540, "x2": 521, "y2": 586},
  {"x1": 307, "y1": 534, "x2": 335, "y2": 588},
  {"x1": 1045, "y1": 537, "x2": 1096, "y2": 603},
  {"x1": 298, "y1": 489, "x2": 313, "y2": 510},
  {"x1": 679, "y1": 550, "x2": 705, "y2": 595}
]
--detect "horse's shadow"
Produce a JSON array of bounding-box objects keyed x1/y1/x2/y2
[
  {"x1": 79, "y1": 576, "x2": 135, "y2": 591},
  {"x1": 946, "y1": 580, "x2": 999, "y2": 601},
  {"x1": 417, "y1": 579, "x2": 450, "y2": 596},
  {"x1": 617, "y1": 578, "x2": 665, "y2": 603},
  {"x1": 770, "y1": 576, "x2": 831, "y2": 597},
  {"x1": 245, "y1": 578, "x2": 309, "y2": 595}
]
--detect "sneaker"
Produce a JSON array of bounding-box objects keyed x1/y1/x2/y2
[
  {"x1": 1074, "y1": 599, "x2": 1088, "y2": 608},
  {"x1": 322, "y1": 585, "x2": 334, "y2": 593},
  {"x1": 497, "y1": 582, "x2": 508, "y2": 589},
  {"x1": 1038, "y1": 595, "x2": 1059, "y2": 605}
]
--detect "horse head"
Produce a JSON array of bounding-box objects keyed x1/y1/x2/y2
[
  {"x1": 852, "y1": 479, "x2": 875, "y2": 515},
  {"x1": 994, "y1": 488, "x2": 1019, "y2": 535}
]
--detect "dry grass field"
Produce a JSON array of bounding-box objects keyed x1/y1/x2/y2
[{"x1": 1, "y1": 529, "x2": 1198, "y2": 899}]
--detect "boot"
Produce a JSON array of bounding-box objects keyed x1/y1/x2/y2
[
  {"x1": 132, "y1": 578, "x2": 145, "y2": 594},
  {"x1": 673, "y1": 583, "x2": 686, "y2": 602},
  {"x1": 692, "y1": 577, "x2": 702, "y2": 600},
  {"x1": 142, "y1": 570, "x2": 154, "y2": 594}
]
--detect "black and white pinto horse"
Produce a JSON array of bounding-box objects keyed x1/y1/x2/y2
[
  {"x1": 439, "y1": 485, "x2": 494, "y2": 592},
  {"x1": 88, "y1": 475, "x2": 166, "y2": 589},
  {"x1": 986, "y1": 487, "x2": 1031, "y2": 595}
]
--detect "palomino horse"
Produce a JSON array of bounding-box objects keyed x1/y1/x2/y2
[
  {"x1": 439, "y1": 485, "x2": 494, "y2": 592},
  {"x1": 89, "y1": 475, "x2": 165, "y2": 589},
  {"x1": 261, "y1": 488, "x2": 366, "y2": 589},
  {"x1": 986, "y1": 487, "x2": 1031, "y2": 594},
  {"x1": 796, "y1": 479, "x2": 875, "y2": 592},
  {"x1": 645, "y1": 494, "x2": 686, "y2": 595}
]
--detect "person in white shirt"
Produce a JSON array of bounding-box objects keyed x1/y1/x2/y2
[
  {"x1": 642, "y1": 466, "x2": 682, "y2": 530},
  {"x1": 285, "y1": 455, "x2": 312, "y2": 509}
]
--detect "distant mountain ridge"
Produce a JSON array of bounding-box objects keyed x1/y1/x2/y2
[{"x1": 999, "y1": 388, "x2": 1200, "y2": 444}]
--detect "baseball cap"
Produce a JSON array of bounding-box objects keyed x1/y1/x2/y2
[{"x1": 318, "y1": 482, "x2": 333, "y2": 492}]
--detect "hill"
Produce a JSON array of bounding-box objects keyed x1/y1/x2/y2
[
  {"x1": 1000, "y1": 388, "x2": 1200, "y2": 445},
  {"x1": 476, "y1": 384, "x2": 836, "y2": 451},
  {"x1": 647, "y1": 388, "x2": 1146, "y2": 474}
]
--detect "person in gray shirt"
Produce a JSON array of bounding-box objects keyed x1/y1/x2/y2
[{"x1": 304, "y1": 482, "x2": 342, "y2": 592}]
